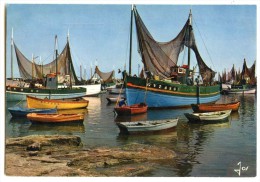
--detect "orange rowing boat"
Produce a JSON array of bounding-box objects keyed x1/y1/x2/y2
[
  {"x1": 27, "y1": 113, "x2": 84, "y2": 123},
  {"x1": 114, "y1": 103, "x2": 148, "y2": 116},
  {"x1": 191, "y1": 101, "x2": 240, "y2": 113}
]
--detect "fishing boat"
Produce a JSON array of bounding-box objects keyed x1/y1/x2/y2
[
  {"x1": 116, "y1": 118, "x2": 178, "y2": 134},
  {"x1": 191, "y1": 101, "x2": 240, "y2": 113},
  {"x1": 27, "y1": 113, "x2": 84, "y2": 124},
  {"x1": 114, "y1": 103, "x2": 148, "y2": 116},
  {"x1": 124, "y1": 6, "x2": 220, "y2": 108},
  {"x1": 184, "y1": 110, "x2": 232, "y2": 122},
  {"x1": 26, "y1": 95, "x2": 89, "y2": 110},
  {"x1": 6, "y1": 33, "x2": 99, "y2": 102},
  {"x1": 221, "y1": 59, "x2": 256, "y2": 95},
  {"x1": 6, "y1": 83, "x2": 87, "y2": 102},
  {"x1": 224, "y1": 87, "x2": 256, "y2": 94},
  {"x1": 8, "y1": 106, "x2": 57, "y2": 117},
  {"x1": 106, "y1": 97, "x2": 124, "y2": 103}
]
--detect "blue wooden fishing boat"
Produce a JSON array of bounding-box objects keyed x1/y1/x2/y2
[
  {"x1": 124, "y1": 6, "x2": 220, "y2": 108},
  {"x1": 8, "y1": 106, "x2": 57, "y2": 117}
]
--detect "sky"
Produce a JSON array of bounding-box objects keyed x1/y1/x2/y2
[
  {"x1": 3, "y1": 3, "x2": 257, "y2": 80},
  {"x1": 0, "y1": 1, "x2": 259, "y2": 182}
]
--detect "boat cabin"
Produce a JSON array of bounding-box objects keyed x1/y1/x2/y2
[
  {"x1": 170, "y1": 65, "x2": 194, "y2": 85},
  {"x1": 45, "y1": 73, "x2": 59, "y2": 89}
]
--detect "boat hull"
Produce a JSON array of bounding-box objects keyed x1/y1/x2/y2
[
  {"x1": 8, "y1": 107, "x2": 57, "y2": 117},
  {"x1": 106, "y1": 97, "x2": 124, "y2": 103},
  {"x1": 114, "y1": 103, "x2": 148, "y2": 116},
  {"x1": 125, "y1": 76, "x2": 220, "y2": 108},
  {"x1": 225, "y1": 88, "x2": 256, "y2": 94},
  {"x1": 27, "y1": 113, "x2": 84, "y2": 123},
  {"x1": 72, "y1": 84, "x2": 101, "y2": 96},
  {"x1": 116, "y1": 119, "x2": 178, "y2": 134},
  {"x1": 184, "y1": 110, "x2": 232, "y2": 122},
  {"x1": 6, "y1": 86, "x2": 87, "y2": 102},
  {"x1": 191, "y1": 101, "x2": 240, "y2": 112},
  {"x1": 26, "y1": 95, "x2": 89, "y2": 110}
]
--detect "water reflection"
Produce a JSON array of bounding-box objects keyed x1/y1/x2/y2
[
  {"x1": 29, "y1": 122, "x2": 85, "y2": 134},
  {"x1": 114, "y1": 113, "x2": 148, "y2": 122},
  {"x1": 5, "y1": 94, "x2": 256, "y2": 177},
  {"x1": 58, "y1": 108, "x2": 88, "y2": 115}
]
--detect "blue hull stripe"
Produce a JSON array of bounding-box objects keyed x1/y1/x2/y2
[{"x1": 126, "y1": 88, "x2": 220, "y2": 108}]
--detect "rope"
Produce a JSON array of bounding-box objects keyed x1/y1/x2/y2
[
  {"x1": 115, "y1": 73, "x2": 126, "y2": 106},
  {"x1": 144, "y1": 78, "x2": 149, "y2": 103},
  {"x1": 193, "y1": 17, "x2": 216, "y2": 71},
  {"x1": 14, "y1": 98, "x2": 25, "y2": 107}
]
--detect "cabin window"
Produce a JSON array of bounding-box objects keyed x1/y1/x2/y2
[
  {"x1": 178, "y1": 68, "x2": 186, "y2": 74},
  {"x1": 159, "y1": 85, "x2": 162, "y2": 89},
  {"x1": 36, "y1": 90, "x2": 39, "y2": 93},
  {"x1": 147, "y1": 83, "x2": 151, "y2": 87},
  {"x1": 49, "y1": 78, "x2": 52, "y2": 82},
  {"x1": 21, "y1": 89, "x2": 23, "y2": 91},
  {"x1": 31, "y1": 90, "x2": 33, "y2": 92},
  {"x1": 153, "y1": 84, "x2": 156, "y2": 88},
  {"x1": 169, "y1": 87, "x2": 172, "y2": 90},
  {"x1": 164, "y1": 86, "x2": 167, "y2": 90},
  {"x1": 14, "y1": 88, "x2": 16, "y2": 90}
]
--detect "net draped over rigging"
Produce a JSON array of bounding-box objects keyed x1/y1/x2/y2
[
  {"x1": 93, "y1": 66, "x2": 114, "y2": 83},
  {"x1": 133, "y1": 7, "x2": 215, "y2": 83},
  {"x1": 241, "y1": 59, "x2": 256, "y2": 85},
  {"x1": 14, "y1": 42, "x2": 81, "y2": 85}
]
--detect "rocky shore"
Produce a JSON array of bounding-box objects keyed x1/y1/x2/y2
[{"x1": 5, "y1": 135, "x2": 176, "y2": 176}]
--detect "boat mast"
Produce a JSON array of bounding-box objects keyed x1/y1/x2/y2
[
  {"x1": 67, "y1": 30, "x2": 72, "y2": 88},
  {"x1": 128, "y1": 5, "x2": 134, "y2": 75},
  {"x1": 187, "y1": 9, "x2": 192, "y2": 70},
  {"x1": 11, "y1": 28, "x2": 13, "y2": 80},
  {"x1": 32, "y1": 53, "x2": 34, "y2": 80},
  {"x1": 55, "y1": 35, "x2": 58, "y2": 88}
]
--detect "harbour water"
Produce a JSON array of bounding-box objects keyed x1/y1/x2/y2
[{"x1": 5, "y1": 93, "x2": 256, "y2": 177}]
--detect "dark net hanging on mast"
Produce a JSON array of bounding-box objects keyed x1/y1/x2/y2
[
  {"x1": 14, "y1": 42, "x2": 81, "y2": 84},
  {"x1": 133, "y1": 7, "x2": 215, "y2": 83}
]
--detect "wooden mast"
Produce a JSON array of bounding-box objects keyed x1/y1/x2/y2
[
  {"x1": 67, "y1": 30, "x2": 72, "y2": 88},
  {"x1": 187, "y1": 9, "x2": 192, "y2": 70},
  {"x1": 128, "y1": 5, "x2": 134, "y2": 75},
  {"x1": 55, "y1": 35, "x2": 58, "y2": 88},
  {"x1": 11, "y1": 28, "x2": 13, "y2": 80}
]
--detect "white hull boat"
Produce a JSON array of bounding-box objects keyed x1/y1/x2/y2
[{"x1": 116, "y1": 119, "x2": 178, "y2": 134}]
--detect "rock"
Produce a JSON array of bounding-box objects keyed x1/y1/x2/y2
[
  {"x1": 5, "y1": 135, "x2": 176, "y2": 176},
  {"x1": 28, "y1": 151, "x2": 38, "y2": 156},
  {"x1": 27, "y1": 143, "x2": 41, "y2": 151}
]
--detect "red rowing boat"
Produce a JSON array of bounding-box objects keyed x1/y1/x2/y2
[
  {"x1": 114, "y1": 103, "x2": 148, "y2": 116},
  {"x1": 191, "y1": 101, "x2": 240, "y2": 113}
]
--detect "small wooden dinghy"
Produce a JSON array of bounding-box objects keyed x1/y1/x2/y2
[
  {"x1": 26, "y1": 95, "x2": 89, "y2": 110},
  {"x1": 114, "y1": 103, "x2": 148, "y2": 116},
  {"x1": 116, "y1": 118, "x2": 178, "y2": 134},
  {"x1": 106, "y1": 97, "x2": 124, "y2": 103},
  {"x1": 27, "y1": 113, "x2": 85, "y2": 123},
  {"x1": 191, "y1": 101, "x2": 240, "y2": 112},
  {"x1": 8, "y1": 106, "x2": 57, "y2": 117},
  {"x1": 184, "y1": 110, "x2": 232, "y2": 122}
]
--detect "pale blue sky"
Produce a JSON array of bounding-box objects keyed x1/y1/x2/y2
[{"x1": 5, "y1": 4, "x2": 257, "y2": 79}]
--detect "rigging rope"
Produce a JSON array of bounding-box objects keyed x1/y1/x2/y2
[{"x1": 193, "y1": 17, "x2": 216, "y2": 72}]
